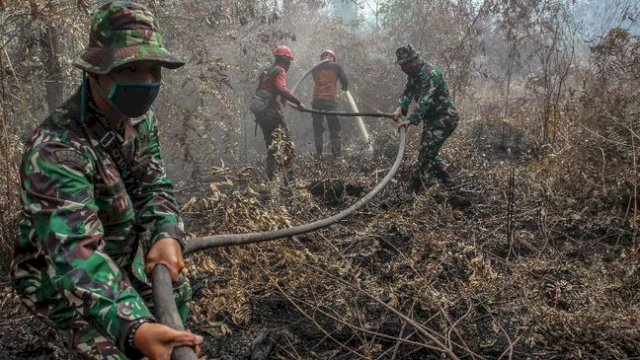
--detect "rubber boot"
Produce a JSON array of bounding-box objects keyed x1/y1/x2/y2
[
  {"x1": 432, "y1": 163, "x2": 455, "y2": 188},
  {"x1": 330, "y1": 139, "x2": 341, "y2": 159},
  {"x1": 412, "y1": 170, "x2": 435, "y2": 192},
  {"x1": 314, "y1": 138, "x2": 323, "y2": 160},
  {"x1": 265, "y1": 153, "x2": 276, "y2": 180}
]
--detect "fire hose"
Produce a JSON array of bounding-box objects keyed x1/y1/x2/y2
[{"x1": 153, "y1": 64, "x2": 405, "y2": 360}]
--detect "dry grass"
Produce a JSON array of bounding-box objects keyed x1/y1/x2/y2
[
  {"x1": 0, "y1": 92, "x2": 637, "y2": 359},
  {"x1": 174, "y1": 89, "x2": 640, "y2": 358},
  {"x1": 0, "y1": 7, "x2": 638, "y2": 358}
]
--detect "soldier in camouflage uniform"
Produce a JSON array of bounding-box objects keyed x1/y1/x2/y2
[
  {"x1": 12, "y1": 2, "x2": 202, "y2": 359},
  {"x1": 391, "y1": 44, "x2": 459, "y2": 190}
]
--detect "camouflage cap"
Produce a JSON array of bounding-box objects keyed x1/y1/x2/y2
[
  {"x1": 73, "y1": 1, "x2": 185, "y2": 74},
  {"x1": 395, "y1": 44, "x2": 419, "y2": 65}
]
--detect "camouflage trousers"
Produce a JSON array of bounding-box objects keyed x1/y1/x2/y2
[
  {"x1": 413, "y1": 112, "x2": 459, "y2": 189},
  {"x1": 256, "y1": 114, "x2": 294, "y2": 181},
  {"x1": 16, "y1": 246, "x2": 192, "y2": 360}
]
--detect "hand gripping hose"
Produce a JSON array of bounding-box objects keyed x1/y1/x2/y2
[{"x1": 152, "y1": 264, "x2": 198, "y2": 360}]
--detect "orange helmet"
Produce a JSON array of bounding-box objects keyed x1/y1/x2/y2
[
  {"x1": 274, "y1": 45, "x2": 294, "y2": 60},
  {"x1": 320, "y1": 49, "x2": 336, "y2": 61}
]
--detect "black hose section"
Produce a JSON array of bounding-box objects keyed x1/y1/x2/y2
[
  {"x1": 183, "y1": 126, "x2": 406, "y2": 255},
  {"x1": 295, "y1": 107, "x2": 395, "y2": 119},
  {"x1": 152, "y1": 265, "x2": 198, "y2": 360}
]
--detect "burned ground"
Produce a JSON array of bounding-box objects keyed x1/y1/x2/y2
[
  {"x1": 1, "y1": 2, "x2": 639, "y2": 359},
  {"x1": 2, "y1": 116, "x2": 635, "y2": 360}
]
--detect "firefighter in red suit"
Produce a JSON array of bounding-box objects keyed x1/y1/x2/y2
[{"x1": 253, "y1": 45, "x2": 305, "y2": 180}]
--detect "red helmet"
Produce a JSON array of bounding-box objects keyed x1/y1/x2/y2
[
  {"x1": 274, "y1": 45, "x2": 294, "y2": 60},
  {"x1": 320, "y1": 49, "x2": 336, "y2": 61}
]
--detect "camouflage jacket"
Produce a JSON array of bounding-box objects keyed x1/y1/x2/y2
[
  {"x1": 12, "y1": 85, "x2": 186, "y2": 352},
  {"x1": 399, "y1": 60, "x2": 457, "y2": 125}
]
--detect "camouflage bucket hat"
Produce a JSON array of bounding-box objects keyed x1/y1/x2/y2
[
  {"x1": 396, "y1": 44, "x2": 419, "y2": 65},
  {"x1": 73, "y1": 1, "x2": 185, "y2": 74}
]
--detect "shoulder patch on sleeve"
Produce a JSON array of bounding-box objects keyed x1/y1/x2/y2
[{"x1": 54, "y1": 149, "x2": 89, "y2": 169}]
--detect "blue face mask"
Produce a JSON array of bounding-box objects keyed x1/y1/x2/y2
[{"x1": 106, "y1": 76, "x2": 161, "y2": 118}]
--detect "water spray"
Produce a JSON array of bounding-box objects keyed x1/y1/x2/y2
[{"x1": 344, "y1": 90, "x2": 373, "y2": 153}]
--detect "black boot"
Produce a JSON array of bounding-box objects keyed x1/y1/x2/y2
[
  {"x1": 432, "y1": 163, "x2": 455, "y2": 188},
  {"x1": 314, "y1": 138, "x2": 323, "y2": 160},
  {"x1": 411, "y1": 170, "x2": 435, "y2": 192},
  {"x1": 331, "y1": 139, "x2": 341, "y2": 159},
  {"x1": 265, "y1": 154, "x2": 276, "y2": 181}
]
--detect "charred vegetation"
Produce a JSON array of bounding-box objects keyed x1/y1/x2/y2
[{"x1": 0, "y1": 1, "x2": 639, "y2": 359}]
